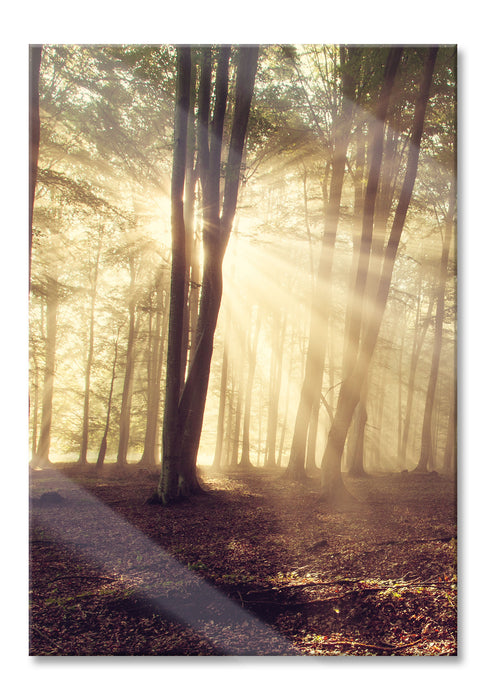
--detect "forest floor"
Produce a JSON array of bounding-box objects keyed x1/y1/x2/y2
[{"x1": 29, "y1": 464, "x2": 457, "y2": 656}]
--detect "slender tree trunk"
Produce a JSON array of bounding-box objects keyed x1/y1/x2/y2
[
  {"x1": 181, "y1": 54, "x2": 198, "y2": 382},
  {"x1": 213, "y1": 307, "x2": 231, "y2": 470},
  {"x1": 286, "y1": 46, "x2": 357, "y2": 481},
  {"x1": 265, "y1": 311, "x2": 286, "y2": 469},
  {"x1": 140, "y1": 270, "x2": 168, "y2": 466},
  {"x1": 96, "y1": 329, "x2": 120, "y2": 470},
  {"x1": 231, "y1": 375, "x2": 243, "y2": 467},
  {"x1": 31, "y1": 356, "x2": 40, "y2": 462},
  {"x1": 238, "y1": 307, "x2": 261, "y2": 469},
  {"x1": 443, "y1": 373, "x2": 456, "y2": 474},
  {"x1": 344, "y1": 48, "x2": 403, "y2": 378},
  {"x1": 117, "y1": 285, "x2": 139, "y2": 467},
  {"x1": 34, "y1": 276, "x2": 58, "y2": 466},
  {"x1": 321, "y1": 46, "x2": 438, "y2": 503},
  {"x1": 415, "y1": 177, "x2": 455, "y2": 472},
  {"x1": 29, "y1": 45, "x2": 42, "y2": 287},
  {"x1": 347, "y1": 375, "x2": 368, "y2": 477},
  {"x1": 79, "y1": 234, "x2": 102, "y2": 465},
  {"x1": 399, "y1": 278, "x2": 434, "y2": 466}
]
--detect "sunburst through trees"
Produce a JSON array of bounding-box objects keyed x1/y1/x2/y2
[{"x1": 30, "y1": 44, "x2": 456, "y2": 498}]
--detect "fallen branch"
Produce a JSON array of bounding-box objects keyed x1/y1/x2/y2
[
  {"x1": 244, "y1": 576, "x2": 453, "y2": 598},
  {"x1": 378, "y1": 536, "x2": 456, "y2": 547},
  {"x1": 246, "y1": 577, "x2": 361, "y2": 596},
  {"x1": 51, "y1": 574, "x2": 114, "y2": 583},
  {"x1": 315, "y1": 638, "x2": 420, "y2": 653}
]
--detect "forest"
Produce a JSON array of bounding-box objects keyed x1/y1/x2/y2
[{"x1": 29, "y1": 44, "x2": 457, "y2": 656}]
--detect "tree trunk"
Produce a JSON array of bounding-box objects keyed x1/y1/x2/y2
[
  {"x1": 399, "y1": 277, "x2": 434, "y2": 466},
  {"x1": 156, "y1": 46, "x2": 258, "y2": 501},
  {"x1": 79, "y1": 233, "x2": 102, "y2": 465},
  {"x1": 443, "y1": 373, "x2": 456, "y2": 474},
  {"x1": 238, "y1": 307, "x2": 261, "y2": 469},
  {"x1": 286, "y1": 46, "x2": 357, "y2": 481},
  {"x1": 117, "y1": 276, "x2": 139, "y2": 467},
  {"x1": 415, "y1": 177, "x2": 455, "y2": 472},
  {"x1": 96, "y1": 328, "x2": 120, "y2": 470},
  {"x1": 34, "y1": 276, "x2": 58, "y2": 466},
  {"x1": 29, "y1": 45, "x2": 42, "y2": 286},
  {"x1": 140, "y1": 269, "x2": 168, "y2": 466},
  {"x1": 213, "y1": 306, "x2": 231, "y2": 470},
  {"x1": 265, "y1": 311, "x2": 286, "y2": 469},
  {"x1": 321, "y1": 46, "x2": 438, "y2": 503},
  {"x1": 157, "y1": 46, "x2": 192, "y2": 503},
  {"x1": 344, "y1": 47, "x2": 403, "y2": 377}
]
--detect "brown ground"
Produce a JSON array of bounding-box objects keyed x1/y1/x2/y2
[{"x1": 29, "y1": 465, "x2": 456, "y2": 656}]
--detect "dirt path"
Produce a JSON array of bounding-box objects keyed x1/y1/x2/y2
[{"x1": 29, "y1": 466, "x2": 456, "y2": 655}]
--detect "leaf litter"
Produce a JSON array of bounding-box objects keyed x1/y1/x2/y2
[{"x1": 29, "y1": 466, "x2": 456, "y2": 656}]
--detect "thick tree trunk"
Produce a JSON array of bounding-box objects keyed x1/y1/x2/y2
[
  {"x1": 177, "y1": 46, "x2": 259, "y2": 492},
  {"x1": 156, "y1": 46, "x2": 258, "y2": 501},
  {"x1": 157, "y1": 46, "x2": 192, "y2": 503},
  {"x1": 321, "y1": 46, "x2": 438, "y2": 503}
]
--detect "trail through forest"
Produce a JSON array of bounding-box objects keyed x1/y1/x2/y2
[{"x1": 30, "y1": 467, "x2": 456, "y2": 655}]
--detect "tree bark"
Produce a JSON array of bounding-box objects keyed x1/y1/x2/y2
[
  {"x1": 29, "y1": 45, "x2": 42, "y2": 287},
  {"x1": 265, "y1": 311, "x2": 286, "y2": 469},
  {"x1": 156, "y1": 46, "x2": 258, "y2": 501},
  {"x1": 96, "y1": 328, "x2": 120, "y2": 470},
  {"x1": 140, "y1": 269, "x2": 168, "y2": 466},
  {"x1": 286, "y1": 46, "x2": 357, "y2": 481},
  {"x1": 399, "y1": 277, "x2": 434, "y2": 466},
  {"x1": 79, "y1": 232, "x2": 102, "y2": 465},
  {"x1": 158, "y1": 46, "x2": 192, "y2": 503},
  {"x1": 34, "y1": 276, "x2": 58, "y2": 466},
  {"x1": 238, "y1": 306, "x2": 261, "y2": 469},
  {"x1": 174, "y1": 46, "x2": 259, "y2": 493},
  {"x1": 117, "y1": 258, "x2": 139, "y2": 467},
  {"x1": 320, "y1": 46, "x2": 438, "y2": 503},
  {"x1": 415, "y1": 177, "x2": 455, "y2": 472}
]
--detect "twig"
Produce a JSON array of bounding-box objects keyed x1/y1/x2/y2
[
  {"x1": 51, "y1": 574, "x2": 113, "y2": 583},
  {"x1": 378, "y1": 536, "x2": 456, "y2": 546},
  {"x1": 246, "y1": 577, "x2": 361, "y2": 596},
  {"x1": 315, "y1": 638, "x2": 421, "y2": 653}
]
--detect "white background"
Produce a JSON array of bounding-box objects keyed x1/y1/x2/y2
[{"x1": 1, "y1": 3, "x2": 481, "y2": 696}]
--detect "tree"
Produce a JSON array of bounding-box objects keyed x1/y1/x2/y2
[
  {"x1": 320, "y1": 46, "x2": 439, "y2": 504},
  {"x1": 78, "y1": 226, "x2": 103, "y2": 464},
  {"x1": 415, "y1": 177, "x2": 456, "y2": 472},
  {"x1": 286, "y1": 46, "x2": 358, "y2": 481},
  {"x1": 30, "y1": 45, "x2": 42, "y2": 285},
  {"x1": 96, "y1": 326, "x2": 120, "y2": 469},
  {"x1": 156, "y1": 45, "x2": 259, "y2": 503},
  {"x1": 32, "y1": 274, "x2": 59, "y2": 466}
]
